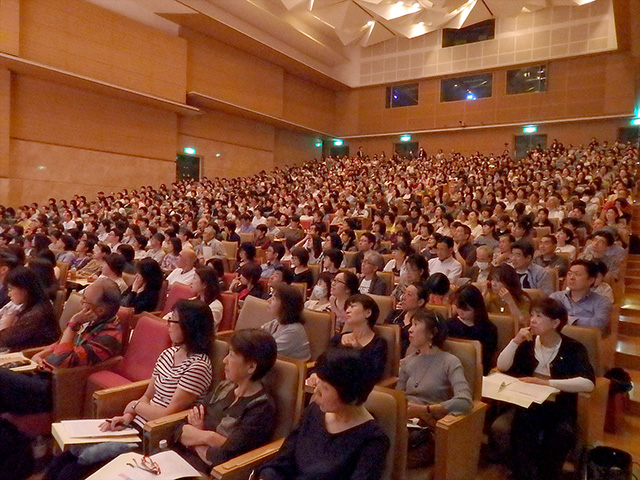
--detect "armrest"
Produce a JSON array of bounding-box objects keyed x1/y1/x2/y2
[
  {"x1": 52, "y1": 356, "x2": 123, "y2": 421},
  {"x1": 216, "y1": 330, "x2": 233, "y2": 340},
  {"x1": 305, "y1": 361, "x2": 316, "y2": 370},
  {"x1": 211, "y1": 438, "x2": 285, "y2": 480},
  {"x1": 92, "y1": 379, "x2": 150, "y2": 419},
  {"x1": 433, "y1": 401, "x2": 487, "y2": 480},
  {"x1": 577, "y1": 376, "x2": 609, "y2": 446},
  {"x1": 142, "y1": 411, "x2": 189, "y2": 455},
  {"x1": 378, "y1": 377, "x2": 398, "y2": 389},
  {"x1": 22, "y1": 346, "x2": 46, "y2": 358}
]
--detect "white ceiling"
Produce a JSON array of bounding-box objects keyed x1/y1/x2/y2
[{"x1": 86, "y1": 0, "x2": 602, "y2": 86}]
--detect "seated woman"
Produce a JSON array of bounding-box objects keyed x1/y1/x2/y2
[
  {"x1": 256, "y1": 347, "x2": 390, "y2": 480},
  {"x1": 122, "y1": 257, "x2": 164, "y2": 314},
  {"x1": 45, "y1": 299, "x2": 214, "y2": 480},
  {"x1": 385, "y1": 283, "x2": 428, "y2": 357},
  {"x1": 262, "y1": 284, "x2": 310, "y2": 360},
  {"x1": 99, "y1": 253, "x2": 128, "y2": 293},
  {"x1": 446, "y1": 284, "x2": 498, "y2": 375},
  {"x1": 398, "y1": 309, "x2": 473, "y2": 468},
  {"x1": 304, "y1": 273, "x2": 332, "y2": 312},
  {"x1": 329, "y1": 271, "x2": 359, "y2": 333},
  {"x1": 235, "y1": 242, "x2": 257, "y2": 272},
  {"x1": 176, "y1": 329, "x2": 278, "y2": 472},
  {"x1": 391, "y1": 254, "x2": 429, "y2": 301},
  {"x1": 485, "y1": 264, "x2": 531, "y2": 327},
  {"x1": 77, "y1": 243, "x2": 110, "y2": 278},
  {"x1": 331, "y1": 294, "x2": 387, "y2": 384},
  {"x1": 291, "y1": 247, "x2": 314, "y2": 289},
  {"x1": 161, "y1": 237, "x2": 182, "y2": 274},
  {"x1": 493, "y1": 298, "x2": 595, "y2": 480},
  {"x1": 0, "y1": 267, "x2": 59, "y2": 351},
  {"x1": 229, "y1": 263, "x2": 264, "y2": 301},
  {"x1": 192, "y1": 266, "x2": 224, "y2": 328},
  {"x1": 26, "y1": 257, "x2": 59, "y2": 300}
]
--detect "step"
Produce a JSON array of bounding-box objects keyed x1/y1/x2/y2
[
  {"x1": 603, "y1": 414, "x2": 640, "y2": 461},
  {"x1": 628, "y1": 369, "x2": 640, "y2": 416},
  {"x1": 620, "y1": 315, "x2": 640, "y2": 336},
  {"x1": 616, "y1": 335, "x2": 640, "y2": 371}
]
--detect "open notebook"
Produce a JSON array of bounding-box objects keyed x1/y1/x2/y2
[{"x1": 482, "y1": 372, "x2": 560, "y2": 408}]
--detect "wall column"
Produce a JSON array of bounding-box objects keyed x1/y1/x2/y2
[{"x1": 0, "y1": 68, "x2": 10, "y2": 206}]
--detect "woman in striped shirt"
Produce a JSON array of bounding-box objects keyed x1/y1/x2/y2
[{"x1": 45, "y1": 299, "x2": 214, "y2": 480}]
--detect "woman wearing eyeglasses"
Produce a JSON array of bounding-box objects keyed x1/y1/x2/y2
[{"x1": 44, "y1": 299, "x2": 214, "y2": 480}]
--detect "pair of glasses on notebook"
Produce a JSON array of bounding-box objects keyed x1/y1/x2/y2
[{"x1": 127, "y1": 456, "x2": 161, "y2": 475}]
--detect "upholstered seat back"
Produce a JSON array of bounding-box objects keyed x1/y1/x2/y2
[
  {"x1": 219, "y1": 292, "x2": 239, "y2": 331},
  {"x1": 162, "y1": 283, "x2": 195, "y2": 316},
  {"x1": 442, "y1": 338, "x2": 482, "y2": 400},
  {"x1": 261, "y1": 358, "x2": 305, "y2": 439},
  {"x1": 489, "y1": 313, "x2": 517, "y2": 364},
  {"x1": 373, "y1": 324, "x2": 401, "y2": 380},
  {"x1": 236, "y1": 295, "x2": 270, "y2": 331},
  {"x1": 301, "y1": 309, "x2": 333, "y2": 361},
  {"x1": 115, "y1": 314, "x2": 171, "y2": 381},
  {"x1": 370, "y1": 294, "x2": 396, "y2": 324},
  {"x1": 562, "y1": 325, "x2": 603, "y2": 376}
]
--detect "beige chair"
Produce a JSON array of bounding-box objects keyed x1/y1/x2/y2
[
  {"x1": 489, "y1": 313, "x2": 518, "y2": 365},
  {"x1": 308, "y1": 263, "x2": 321, "y2": 284},
  {"x1": 93, "y1": 339, "x2": 229, "y2": 420},
  {"x1": 562, "y1": 325, "x2": 609, "y2": 449},
  {"x1": 58, "y1": 290, "x2": 83, "y2": 331},
  {"x1": 56, "y1": 261, "x2": 70, "y2": 284},
  {"x1": 373, "y1": 324, "x2": 401, "y2": 381},
  {"x1": 52, "y1": 289, "x2": 66, "y2": 326},
  {"x1": 427, "y1": 303, "x2": 450, "y2": 319},
  {"x1": 144, "y1": 357, "x2": 306, "y2": 477},
  {"x1": 239, "y1": 232, "x2": 255, "y2": 245},
  {"x1": 370, "y1": 294, "x2": 396, "y2": 324},
  {"x1": 291, "y1": 282, "x2": 308, "y2": 302},
  {"x1": 534, "y1": 226, "x2": 551, "y2": 238},
  {"x1": 601, "y1": 304, "x2": 619, "y2": 371},
  {"x1": 545, "y1": 267, "x2": 560, "y2": 292},
  {"x1": 343, "y1": 251, "x2": 358, "y2": 267},
  {"x1": 523, "y1": 288, "x2": 545, "y2": 302},
  {"x1": 221, "y1": 241, "x2": 238, "y2": 260},
  {"x1": 218, "y1": 295, "x2": 270, "y2": 338},
  {"x1": 301, "y1": 309, "x2": 333, "y2": 366},
  {"x1": 377, "y1": 271, "x2": 394, "y2": 295}
]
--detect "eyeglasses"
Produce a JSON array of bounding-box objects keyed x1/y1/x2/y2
[{"x1": 127, "y1": 456, "x2": 161, "y2": 475}]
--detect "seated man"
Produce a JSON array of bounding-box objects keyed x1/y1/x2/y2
[
  {"x1": 167, "y1": 248, "x2": 198, "y2": 288},
  {"x1": 428, "y1": 236, "x2": 462, "y2": 283},
  {"x1": 509, "y1": 239, "x2": 554, "y2": 296},
  {"x1": 533, "y1": 234, "x2": 569, "y2": 277},
  {"x1": 492, "y1": 233, "x2": 513, "y2": 267},
  {"x1": 261, "y1": 243, "x2": 284, "y2": 279},
  {"x1": 452, "y1": 223, "x2": 477, "y2": 272},
  {"x1": 358, "y1": 251, "x2": 388, "y2": 295},
  {"x1": 353, "y1": 232, "x2": 376, "y2": 274},
  {"x1": 0, "y1": 278, "x2": 124, "y2": 414},
  {"x1": 550, "y1": 260, "x2": 611, "y2": 334},
  {"x1": 579, "y1": 230, "x2": 624, "y2": 282}
]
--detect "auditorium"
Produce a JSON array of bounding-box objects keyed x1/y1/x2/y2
[{"x1": 0, "y1": 0, "x2": 639, "y2": 479}]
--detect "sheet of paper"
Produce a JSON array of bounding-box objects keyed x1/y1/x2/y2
[
  {"x1": 52, "y1": 423, "x2": 140, "y2": 451},
  {"x1": 0, "y1": 352, "x2": 38, "y2": 372},
  {"x1": 202, "y1": 246, "x2": 214, "y2": 261},
  {"x1": 482, "y1": 372, "x2": 559, "y2": 408},
  {"x1": 87, "y1": 451, "x2": 203, "y2": 480},
  {"x1": 61, "y1": 419, "x2": 139, "y2": 438}
]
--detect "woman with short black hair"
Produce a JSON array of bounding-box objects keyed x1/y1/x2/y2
[
  {"x1": 262, "y1": 284, "x2": 310, "y2": 360},
  {"x1": 122, "y1": 257, "x2": 164, "y2": 314},
  {"x1": 256, "y1": 346, "x2": 390, "y2": 480}
]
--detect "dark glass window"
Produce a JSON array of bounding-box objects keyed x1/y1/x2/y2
[
  {"x1": 442, "y1": 19, "x2": 495, "y2": 48},
  {"x1": 386, "y1": 84, "x2": 419, "y2": 108},
  {"x1": 507, "y1": 65, "x2": 547, "y2": 94},
  {"x1": 440, "y1": 73, "x2": 492, "y2": 102}
]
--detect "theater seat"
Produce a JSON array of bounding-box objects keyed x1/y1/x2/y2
[{"x1": 161, "y1": 283, "x2": 195, "y2": 316}]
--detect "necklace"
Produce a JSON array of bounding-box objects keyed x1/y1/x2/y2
[{"x1": 413, "y1": 349, "x2": 438, "y2": 389}]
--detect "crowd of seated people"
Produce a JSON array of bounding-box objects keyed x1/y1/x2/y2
[{"x1": 0, "y1": 136, "x2": 636, "y2": 480}]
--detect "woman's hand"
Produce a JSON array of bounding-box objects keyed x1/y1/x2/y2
[
  {"x1": 132, "y1": 273, "x2": 145, "y2": 293},
  {"x1": 99, "y1": 414, "x2": 132, "y2": 431},
  {"x1": 187, "y1": 405, "x2": 206, "y2": 429},
  {"x1": 406, "y1": 403, "x2": 427, "y2": 419},
  {"x1": 498, "y1": 287, "x2": 513, "y2": 303},
  {"x1": 180, "y1": 424, "x2": 204, "y2": 447},
  {"x1": 520, "y1": 377, "x2": 549, "y2": 386},
  {"x1": 305, "y1": 373, "x2": 319, "y2": 388},
  {"x1": 194, "y1": 445, "x2": 210, "y2": 463},
  {"x1": 514, "y1": 327, "x2": 533, "y2": 345}
]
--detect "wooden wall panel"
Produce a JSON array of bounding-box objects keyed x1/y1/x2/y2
[
  {"x1": 346, "y1": 118, "x2": 625, "y2": 157},
  {"x1": 185, "y1": 30, "x2": 284, "y2": 118},
  {"x1": 274, "y1": 129, "x2": 320, "y2": 169},
  {"x1": 283, "y1": 73, "x2": 335, "y2": 134},
  {"x1": 0, "y1": 0, "x2": 20, "y2": 55},
  {"x1": 335, "y1": 90, "x2": 360, "y2": 136},
  {"x1": 0, "y1": 68, "x2": 10, "y2": 205},
  {"x1": 11, "y1": 76, "x2": 177, "y2": 161},
  {"x1": 8, "y1": 139, "x2": 175, "y2": 205},
  {"x1": 20, "y1": 0, "x2": 187, "y2": 101},
  {"x1": 341, "y1": 52, "x2": 636, "y2": 136}
]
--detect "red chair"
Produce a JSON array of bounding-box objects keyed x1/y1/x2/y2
[
  {"x1": 222, "y1": 272, "x2": 237, "y2": 290},
  {"x1": 83, "y1": 313, "x2": 171, "y2": 415},
  {"x1": 161, "y1": 283, "x2": 195, "y2": 316},
  {"x1": 219, "y1": 292, "x2": 239, "y2": 331},
  {"x1": 300, "y1": 218, "x2": 312, "y2": 231}
]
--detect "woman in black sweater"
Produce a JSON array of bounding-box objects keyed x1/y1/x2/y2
[
  {"x1": 122, "y1": 258, "x2": 164, "y2": 313},
  {"x1": 257, "y1": 347, "x2": 389, "y2": 480}
]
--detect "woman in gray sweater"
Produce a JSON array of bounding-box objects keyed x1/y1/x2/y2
[{"x1": 397, "y1": 309, "x2": 472, "y2": 468}]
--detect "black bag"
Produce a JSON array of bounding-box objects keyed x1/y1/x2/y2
[
  {"x1": 583, "y1": 446, "x2": 632, "y2": 480},
  {"x1": 0, "y1": 419, "x2": 34, "y2": 480}
]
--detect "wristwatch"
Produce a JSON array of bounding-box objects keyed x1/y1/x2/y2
[{"x1": 132, "y1": 400, "x2": 140, "y2": 412}]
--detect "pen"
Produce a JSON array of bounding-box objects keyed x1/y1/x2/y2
[{"x1": 498, "y1": 381, "x2": 507, "y2": 393}]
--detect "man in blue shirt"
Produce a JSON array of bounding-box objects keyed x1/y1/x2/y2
[{"x1": 550, "y1": 259, "x2": 611, "y2": 335}]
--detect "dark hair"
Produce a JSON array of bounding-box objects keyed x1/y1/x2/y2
[
  {"x1": 315, "y1": 272, "x2": 333, "y2": 292},
  {"x1": 413, "y1": 308, "x2": 447, "y2": 348},
  {"x1": 169, "y1": 237, "x2": 182, "y2": 255},
  {"x1": 425, "y1": 273, "x2": 450, "y2": 297},
  {"x1": 60, "y1": 234, "x2": 76, "y2": 251},
  {"x1": 489, "y1": 263, "x2": 528, "y2": 304},
  {"x1": 392, "y1": 241, "x2": 414, "y2": 257},
  {"x1": 345, "y1": 294, "x2": 379, "y2": 327},
  {"x1": 270, "y1": 242, "x2": 285, "y2": 260},
  {"x1": 239, "y1": 262, "x2": 262, "y2": 286},
  {"x1": 530, "y1": 297, "x2": 568, "y2": 331},
  {"x1": 291, "y1": 246, "x2": 310, "y2": 266},
  {"x1": 324, "y1": 248, "x2": 343, "y2": 269},
  {"x1": 325, "y1": 232, "x2": 343, "y2": 250},
  {"x1": 360, "y1": 232, "x2": 376, "y2": 246},
  {"x1": 315, "y1": 346, "x2": 376, "y2": 405},
  {"x1": 273, "y1": 283, "x2": 304, "y2": 325},
  {"x1": 239, "y1": 242, "x2": 256, "y2": 261},
  {"x1": 453, "y1": 284, "x2": 490, "y2": 325},
  {"x1": 0, "y1": 248, "x2": 20, "y2": 270},
  {"x1": 174, "y1": 299, "x2": 214, "y2": 355},
  {"x1": 511, "y1": 239, "x2": 535, "y2": 258},
  {"x1": 26, "y1": 257, "x2": 57, "y2": 298},
  {"x1": 437, "y1": 236, "x2": 454, "y2": 249},
  {"x1": 33, "y1": 234, "x2": 51, "y2": 252},
  {"x1": 593, "y1": 229, "x2": 615, "y2": 246},
  {"x1": 134, "y1": 235, "x2": 148, "y2": 250},
  {"x1": 229, "y1": 329, "x2": 277, "y2": 381},
  {"x1": 406, "y1": 254, "x2": 429, "y2": 282},
  {"x1": 116, "y1": 244, "x2": 135, "y2": 263},
  {"x1": 592, "y1": 259, "x2": 608, "y2": 277},
  {"x1": 406, "y1": 282, "x2": 429, "y2": 304},
  {"x1": 104, "y1": 253, "x2": 126, "y2": 276},
  {"x1": 570, "y1": 259, "x2": 598, "y2": 278},
  {"x1": 273, "y1": 265, "x2": 294, "y2": 284},
  {"x1": 6, "y1": 266, "x2": 50, "y2": 310},
  {"x1": 195, "y1": 267, "x2": 221, "y2": 304},
  {"x1": 339, "y1": 270, "x2": 360, "y2": 296},
  {"x1": 136, "y1": 258, "x2": 164, "y2": 292}
]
